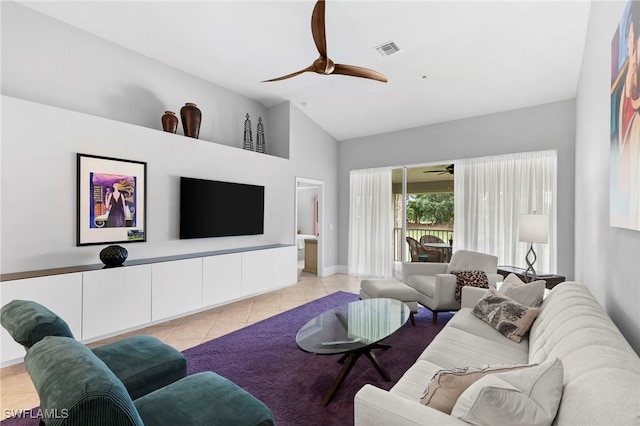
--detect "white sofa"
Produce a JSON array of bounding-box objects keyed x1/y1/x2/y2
[{"x1": 354, "y1": 282, "x2": 640, "y2": 425}]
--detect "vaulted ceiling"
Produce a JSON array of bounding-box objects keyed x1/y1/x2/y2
[{"x1": 21, "y1": 1, "x2": 591, "y2": 141}]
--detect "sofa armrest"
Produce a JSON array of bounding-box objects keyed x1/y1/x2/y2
[
  {"x1": 461, "y1": 286, "x2": 490, "y2": 308},
  {"x1": 402, "y1": 262, "x2": 448, "y2": 282},
  {"x1": 433, "y1": 274, "x2": 458, "y2": 305},
  {"x1": 460, "y1": 274, "x2": 500, "y2": 308},
  {"x1": 354, "y1": 385, "x2": 467, "y2": 426}
]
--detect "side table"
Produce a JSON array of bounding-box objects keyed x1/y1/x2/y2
[{"x1": 497, "y1": 266, "x2": 565, "y2": 289}]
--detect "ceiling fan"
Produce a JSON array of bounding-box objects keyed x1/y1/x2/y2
[
  {"x1": 263, "y1": 0, "x2": 387, "y2": 83},
  {"x1": 424, "y1": 164, "x2": 454, "y2": 175}
]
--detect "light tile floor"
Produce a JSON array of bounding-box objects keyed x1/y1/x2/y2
[{"x1": 0, "y1": 271, "x2": 363, "y2": 417}]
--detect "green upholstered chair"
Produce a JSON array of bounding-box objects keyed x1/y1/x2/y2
[
  {"x1": 26, "y1": 336, "x2": 275, "y2": 426},
  {"x1": 0, "y1": 299, "x2": 74, "y2": 347},
  {"x1": 1, "y1": 299, "x2": 187, "y2": 400}
]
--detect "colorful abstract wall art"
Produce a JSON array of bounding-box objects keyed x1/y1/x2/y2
[{"x1": 611, "y1": 0, "x2": 640, "y2": 231}]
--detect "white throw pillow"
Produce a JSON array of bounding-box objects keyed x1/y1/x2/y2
[
  {"x1": 451, "y1": 358, "x2": 564, "y2": 426},
  {"x1": 420, "y1": 364, "x2": 534, "y2": 414},
  {"x1": 499, "y1": 273, "x2": 546, "y2": 307}
]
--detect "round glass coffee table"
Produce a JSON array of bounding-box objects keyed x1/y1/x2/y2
[{"x1": 296, "y1": 297, "x2": 410, "y2": 406}]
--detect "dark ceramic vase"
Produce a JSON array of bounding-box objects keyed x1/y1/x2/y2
[
  {"x1": 161, "y1": 111, "x2": 178, "y2": 133},
  {"x1": 100, "y1": 245, "x2": 128, "y2": 267},
  {"x1": 180, "y1": 102, "x2": 201, "y2": 139}
]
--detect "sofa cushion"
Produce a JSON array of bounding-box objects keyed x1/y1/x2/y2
[
  {"x1": 91, "y1": 335, "x2": 187, "y2": 400},
  {"x1": 472, "y1": 289, "x2": 540, "y2": 343},
  {"x1": 25, "y1": 336, "x2": 143, "y2": 426},
  {"x1": 389, "y1": 359, "x2": 447, "y2": 402},
  {"x1": 360, "y1": 278, "x2": 422, "y2": 303},
  {"x1": 418, "y1": 312, "x2": 530, "y2": 368},
  {"x1": 0, "y1": 299, "x2": 74, "y2": 349},
  {"x1": 135, "y1": 371, "x2": 274, "y2": 426},
  {"x1": 451, "y1": 358, "x2": 563, "y2": 426},
  {"x1": 450, "y1": 270, "x2": 488, "y2": 301},
  {"x1": 420, "y1": 363, "x2": 535, "y2": 414},
  {"x1": 499, "y1": 273, "x2": 545, "y2": 307},
  {"x1": 437, "y1": 309, "x2": 531, "y2": 357}
]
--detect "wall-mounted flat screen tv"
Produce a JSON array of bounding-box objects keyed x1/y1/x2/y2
[{"x1": 180, "y1": 177, "x2": 264, "y2": 239}]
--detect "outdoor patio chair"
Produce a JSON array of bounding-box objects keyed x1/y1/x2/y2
[
  {"x1": 406, "y1": 236, "x2": 429, "y2": 262},
  {"x1": 419, "y1": 235, "x2": 445, "y2": 263}
]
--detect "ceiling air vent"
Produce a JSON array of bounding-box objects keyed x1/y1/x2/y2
[{"x1": 375, "y1": 41, "x2": 401, "y2": 57}]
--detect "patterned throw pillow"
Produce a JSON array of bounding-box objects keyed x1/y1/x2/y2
[
  {"x1": 472, "y1": 289, "x2": 540, "y2": 342},
  {"x1": 451, "y1": 270, "x2": 489, "y2": 301},
  {"x1": 420, "y1": 364, "x2": 535, "y2": 414}
]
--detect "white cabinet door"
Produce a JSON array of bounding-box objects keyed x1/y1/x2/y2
[
  {"x1": 83, "y1": 265, "x2": 152, "y2": 341},
  {"x1": 152, "y1": 258, "x2": 202, "y2": 321},
  {"x1": 272, "y1": 245, "x2": 298, "y2": 288},
  {"x1": 202, "y1": 253, "x2": 242, "y2": 307},
  {"x1": 241, "y1": 249, "x2": 273, "y2": 295},
  {"x1": 1, "y1": 273, "x2": 82, "y2": 365}
]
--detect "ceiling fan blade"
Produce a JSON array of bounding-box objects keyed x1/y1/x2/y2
[
  {"x1": 262, "y1": 66, "x2": 314, "y2": 82},
  {"x1": 333, "y1": 63, "x2": 387, "y2": 82},
  {"x1": 311, "y1": 0, "x2": 327, "y2": 58}
]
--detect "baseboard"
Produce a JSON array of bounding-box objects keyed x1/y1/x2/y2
[{"x1": 320, "y1": 264, "x2": 348, "y2": 276}]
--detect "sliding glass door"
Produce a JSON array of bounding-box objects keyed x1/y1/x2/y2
[{"x1": 392, "y1": 165, "x2": 455, "y2": 263}]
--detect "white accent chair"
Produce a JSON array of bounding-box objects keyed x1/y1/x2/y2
[{"x1": 402, "y1": 250, "x2": 502, "y2": 324}]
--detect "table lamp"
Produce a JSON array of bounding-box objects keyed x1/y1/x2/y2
[{"x1": 518, "y1": 214, "x2": 549, "y2": 282}]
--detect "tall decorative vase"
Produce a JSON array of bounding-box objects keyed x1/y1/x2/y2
[
  {"x1": 256, "y1": 117, "x2": 267, "y2": 154},
  {"x1": 161, "y1": 111, "x2": 178, "y2": 133},
  {"x1": 180, "y1": 102, "x2": 201, "y2": 139},
  {"x1": 243, "y1": 113, "x2": 254, "y2": 151}
]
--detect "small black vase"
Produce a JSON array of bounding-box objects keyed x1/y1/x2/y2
[{"x1": 100, "y1": 245, "x2": 128, "y2": 267}]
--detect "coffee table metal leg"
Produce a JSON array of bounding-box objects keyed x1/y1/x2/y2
[{"x1": 321, "y1": 352, "x2": 360, "y2": 407}]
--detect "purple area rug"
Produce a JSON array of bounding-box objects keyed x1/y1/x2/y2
[
  {"x1": 2, "y1": 292, "x2": 452, "y2": 426},
  {"x1": 187, "y1": 291, "x2": 452, "y2": 426}
]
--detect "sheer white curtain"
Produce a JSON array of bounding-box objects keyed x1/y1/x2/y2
[
  {"x1": 454, "y1": 150, "x2": 557, "y2": 273},
  {"x1": 348, "y1": 167, "x2": 393, "y2": 278}
]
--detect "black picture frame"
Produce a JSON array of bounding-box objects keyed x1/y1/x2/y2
[{"x1": 76, "y1": 153, "x2": 147, "y2": 246}]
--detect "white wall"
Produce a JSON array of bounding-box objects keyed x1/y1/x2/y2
[
  {"x1": 575, "y1": 0, "x2": 640, "y2": 354},
  {"x1": 0, "y1": 4, "x2": 339, "y2": 274},
  {"x1": 1, "y1": 1, "x2": 271, "y2": 154},
  {"x1": 337, "y1": 100, "x2": 577, "y2": 279},
  {"x1": 289, "y1": 104, "x2": 340, "y2": 273}
]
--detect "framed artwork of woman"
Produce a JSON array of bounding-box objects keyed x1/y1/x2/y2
[
  {"x1": 611, "y1": 0, "x2": 640, "y2": 231},
  {"x1": 77, "y1": 153, "x2": 147, "y2": 245}
]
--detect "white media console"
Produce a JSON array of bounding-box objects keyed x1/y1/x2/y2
[{"x1": 0, "y1": 244, "x2": 297, "y2": 366}]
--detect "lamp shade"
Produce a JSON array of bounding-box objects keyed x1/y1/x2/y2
[{"x1": 519, "y1": 214, "x2": 549, "y2": 243}]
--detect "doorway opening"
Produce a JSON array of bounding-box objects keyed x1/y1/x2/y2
[{"x1": 295, "y1": 177, "x2": 324, "y2": 277}]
